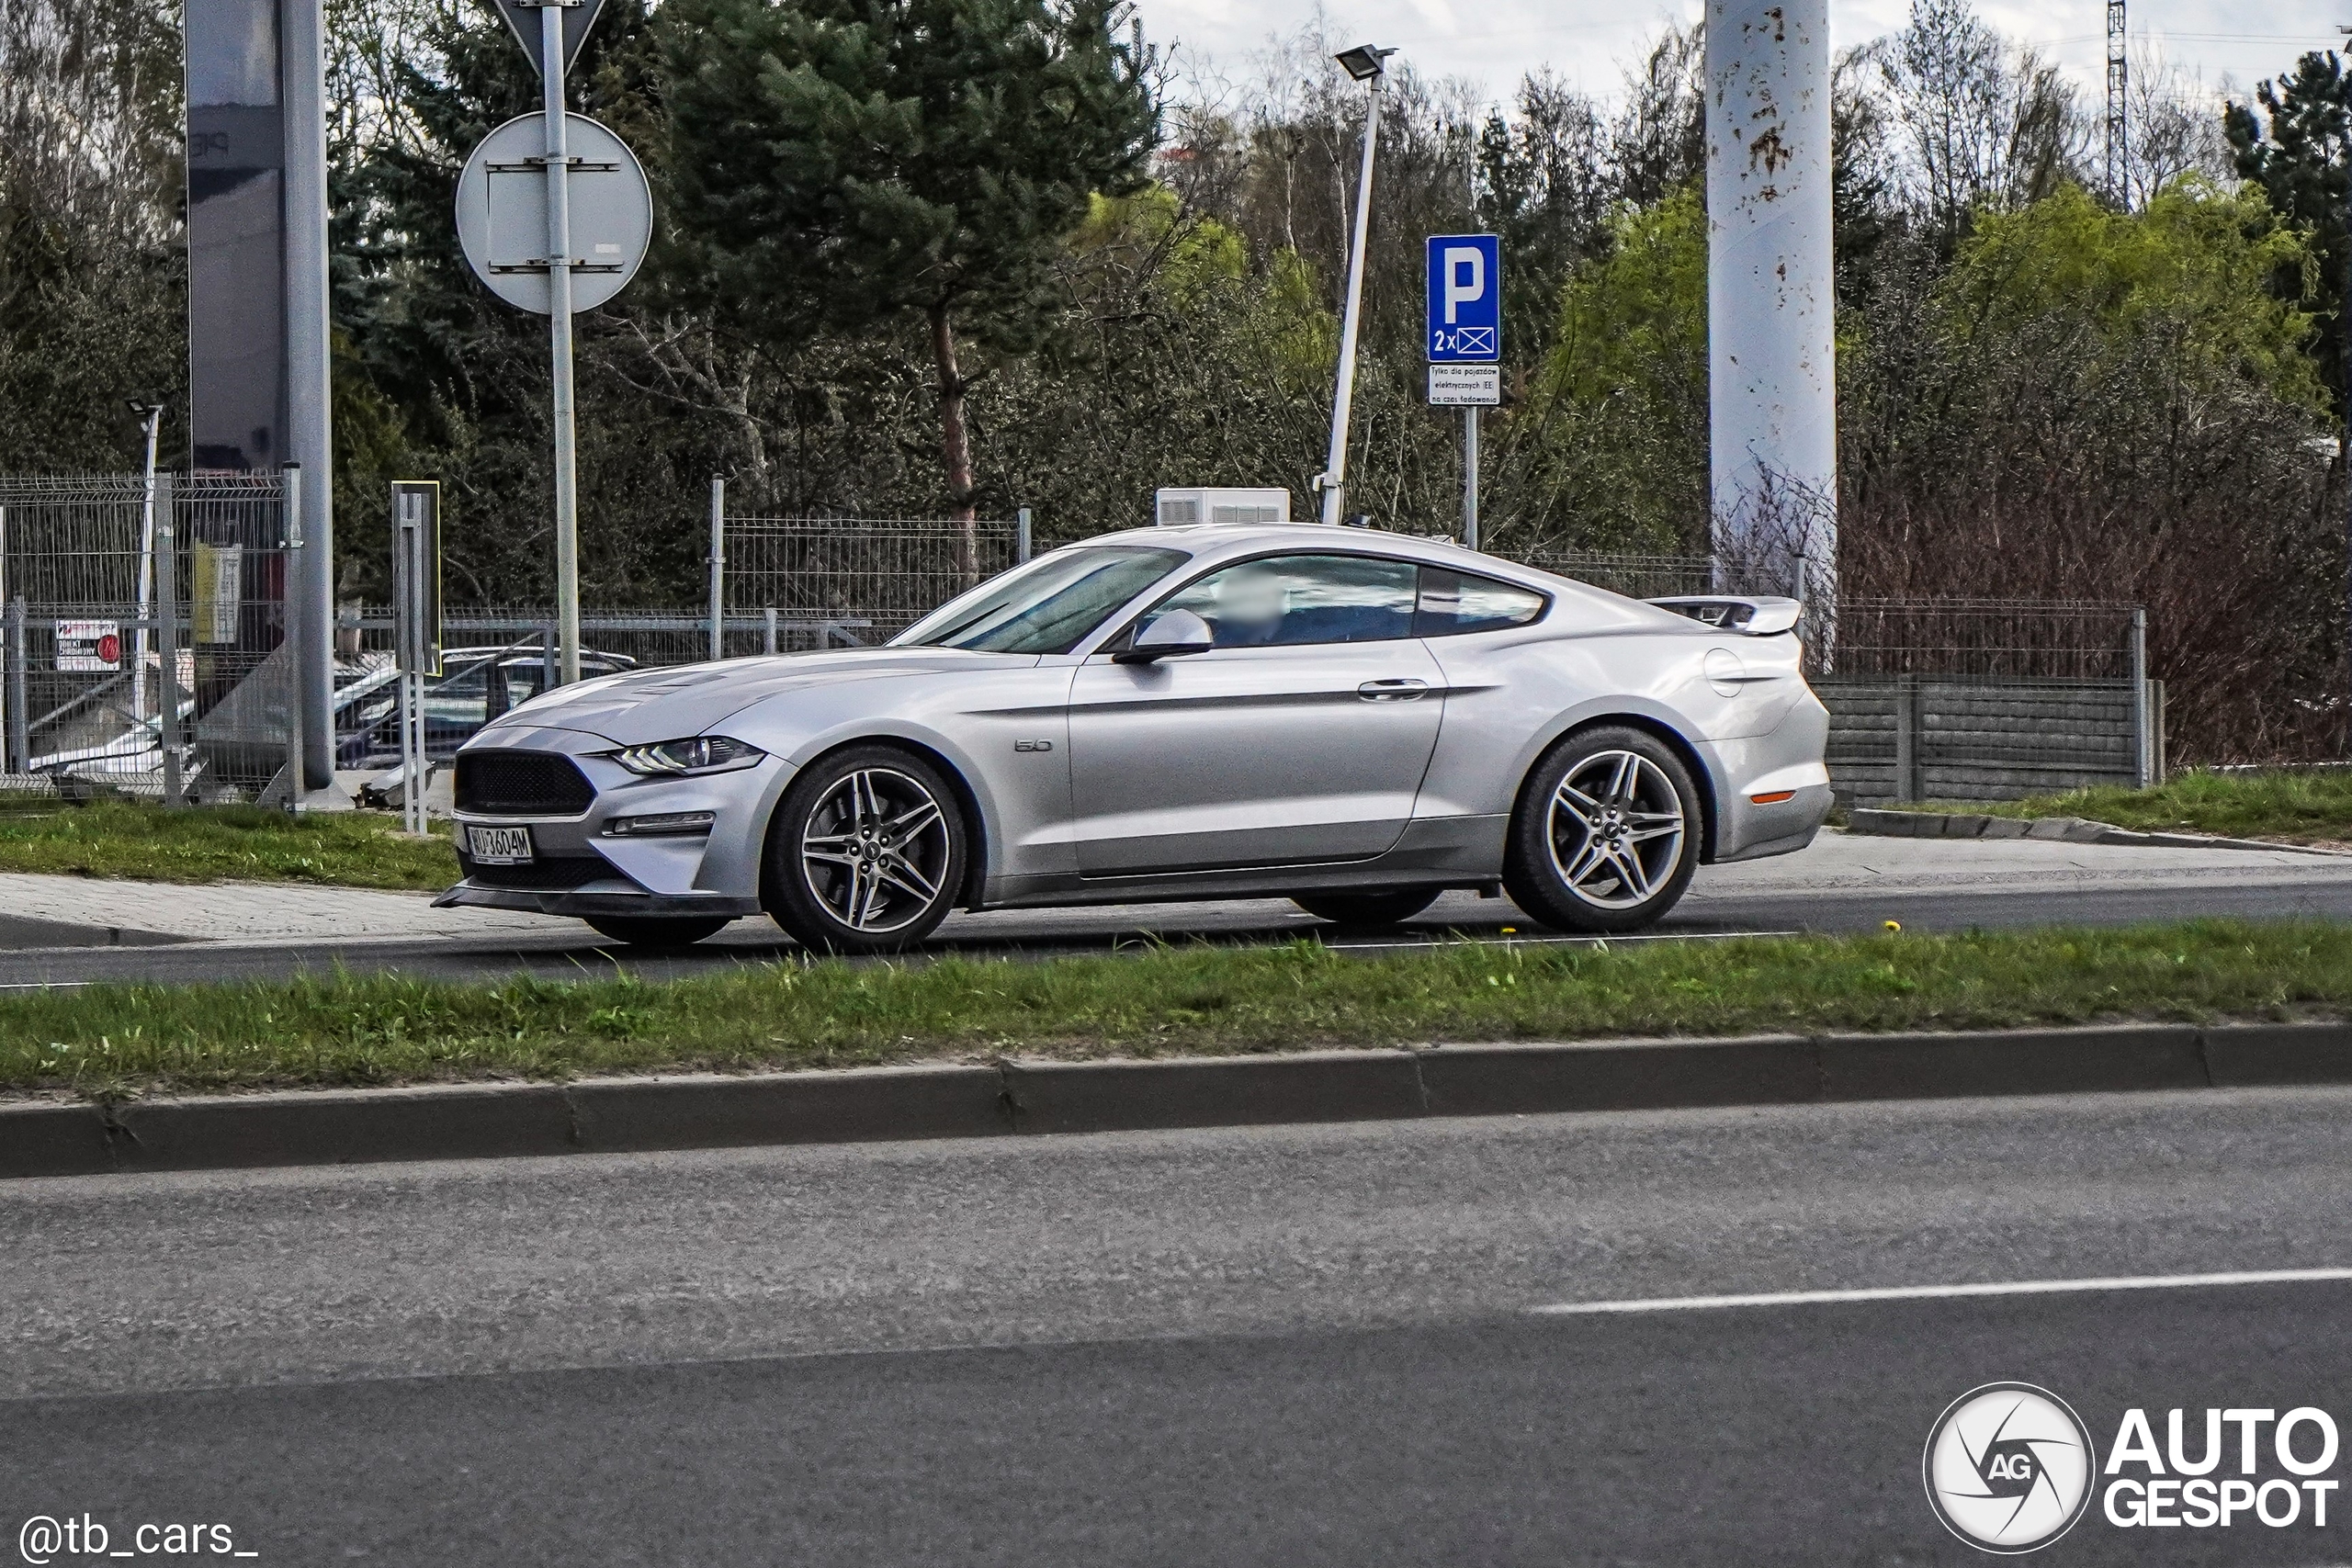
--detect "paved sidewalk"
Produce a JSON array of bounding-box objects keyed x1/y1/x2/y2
[
  {"x1": 1690, "y1": 826, "x2": 2350, "y2": 899},
  {"x1": 0, "y1": 874, "x2": 558, "y2": 945}
]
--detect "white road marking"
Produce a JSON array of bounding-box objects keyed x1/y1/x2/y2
[
  {"x1": 1529, "y1": 1267, "x2": 2352, "y2": 1316},
  {"x1": 0, "y1": 980, "x2": 89, "y2": 989}
]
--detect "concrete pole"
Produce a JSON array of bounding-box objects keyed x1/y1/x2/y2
[
  {"x1": 282, "y1": 0, "x2": 334, "y2": 784},
  {"x1": 1705, "y1": 0, "x2": 1836, "y2": 603},
  {"x1": 1318, "y1": 71, "x2": 1385, "y2": 525}
]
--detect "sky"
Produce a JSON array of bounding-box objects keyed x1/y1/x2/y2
[{"x1": 1135, "y1": 0, "x2": 2335, "y2": 110}]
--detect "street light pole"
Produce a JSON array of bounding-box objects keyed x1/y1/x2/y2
[
  {"x1": 2342, "y1": 27, "x2": 2352, "y2": 748},
  {"x1": 1317, "y1": 45, "x2": 1396, "y2": 526}
]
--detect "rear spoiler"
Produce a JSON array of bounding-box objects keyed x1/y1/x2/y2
[{"x1": 1645, "y1": 595, "x2": 1803, "y2": 636}]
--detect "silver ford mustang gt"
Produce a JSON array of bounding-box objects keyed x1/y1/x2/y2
[{"x1": 437, "y1": 523, "x2": 1832, "y2": 953}]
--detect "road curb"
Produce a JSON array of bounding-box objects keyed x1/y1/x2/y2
[{"x1": 6, "y1": 1021, "x2": 2351, "y2": 1179}]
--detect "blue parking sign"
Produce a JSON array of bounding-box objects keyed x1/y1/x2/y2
[{"x1": 1426, "y1": 234, "x2": 1500, "y2": 363}]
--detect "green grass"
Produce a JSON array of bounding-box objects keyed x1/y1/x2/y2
[
  {"x1": 1892, "y1": 768, "x2": 2352, "y2": 843},
  {"x1": 0, "y1": 798, "x2": 457, "y2": 889},
  {"x1": 6, "y1": 919, "x2": 2348, "y2": 1100}
]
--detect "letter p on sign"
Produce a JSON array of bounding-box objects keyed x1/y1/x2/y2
[{"x1": 1443, "y1": 247, "x2": 1483, "y2": 322}]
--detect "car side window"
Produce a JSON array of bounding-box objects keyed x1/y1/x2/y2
[
  {"x1": 1143, "y1": 554, "x2": 1419, "y2": 649},
  {"x1": 1415, "y1": 566, "x2": 1547, "y2": 637}
]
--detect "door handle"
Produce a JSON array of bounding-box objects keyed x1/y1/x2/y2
[{"x1": 1358, "y1": 678, "x2": 1430, "y2": 702}]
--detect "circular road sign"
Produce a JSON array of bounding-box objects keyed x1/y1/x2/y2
[{"x1": 456, "y1": 112, "x2": 652, "y2": 315}]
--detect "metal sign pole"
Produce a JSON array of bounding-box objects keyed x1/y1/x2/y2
[
  {"x1": 1462, "y1": 409, "x2": 1479, "y2": 551},
  {"x1": 133, "y1": 406, "x2": 162, "y2": 723},
  {"x1": 539, "y1": 1, "x2": 582, "y2": 687},
  {"x1": 153, "y1": 472, "x2": 183, "y2": 807},
  {"x1": 281, "y1": 463, "x2": 305, "y2": 813},
  {"x1": 707, "y1": 476, "x2": 725, "y2": 660},
  {"x1": 395, "y1": 500, "x2": 414, "y2": 831}
]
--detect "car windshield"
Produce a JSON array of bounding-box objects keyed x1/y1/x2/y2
[{"x1": 894, "y1": 547, "x2": 1186, "y2": 654}]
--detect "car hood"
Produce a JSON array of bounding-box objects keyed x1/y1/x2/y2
[{"x1": 481, "y1": 646, "x2": 1040, "y2": 745}]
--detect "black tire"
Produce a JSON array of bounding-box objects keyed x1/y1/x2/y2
[
  {"x1": 582, "y1": 914, "x2": 733, "y2": 947},
  {"x1": 1291, "y1": 888, "x2": 1442, "y2": 929},
  {"x1": 763, "y1": 744, "x2": 969, "y2": 955},
  {"x1": 1503, "y1": 726, "x2": 1702, "y2": 934}
]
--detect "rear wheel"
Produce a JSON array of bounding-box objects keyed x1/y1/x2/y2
[
  {"x1": 582, "y1": 914, "x2": 733, "y2": 947},
  {"x1": 1504, "y1": 727, "x2": 1700, "y2": 934},
  {"x1": 763, "y1": 746, "x2": 968, "y2": 955},
  {"x1": 1291, "y1": 889, "x2": 1442, "y2": 929}
]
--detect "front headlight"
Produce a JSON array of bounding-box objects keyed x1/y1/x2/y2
[{"x1": 610, "y1": 735, "x2": 766, "y2": 776}]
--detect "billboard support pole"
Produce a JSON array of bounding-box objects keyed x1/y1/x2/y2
[{"x1": 284, "y1": 0, "x2": 334, "y2": 786}]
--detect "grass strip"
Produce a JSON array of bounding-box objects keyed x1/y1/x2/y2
[
  {"x1": 5, "y1": 919, "x2": 2348, "y2": 1100},
  {"x1": 1889, "y1": 769, "x2": 2352, "y2": 844},
  {"x1": 0, "y1": 799, "x2": 455, "y2": 890}
]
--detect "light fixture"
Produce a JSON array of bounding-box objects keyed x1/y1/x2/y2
[
  {"x1": 609, "y1": 735, "x2": 765, "y2": 776},
  {"x1": 1334, "y1": 44, "x2": 1395, "y2": 82}
]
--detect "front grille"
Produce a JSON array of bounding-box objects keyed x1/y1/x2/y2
[
  {"x1": 456, "y1": 852, "x2": 616, "y2": 890},
  {"x1": 456, "y1": 750, "x2": 594, "y2": 816}
]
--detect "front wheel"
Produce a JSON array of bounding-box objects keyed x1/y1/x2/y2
[
  {"x1": 1504, "y1": 727, "x2": 1701, "y2": 934},
  {"x1": 763, "y1": 746, "x2": 968, "y2": 955},
  {"x1": 582, "y1": 914, "x2": 733, "y2": 947},
  {"x1": 1291, "y1": 889, "x2": 1442, "y2": 929}
]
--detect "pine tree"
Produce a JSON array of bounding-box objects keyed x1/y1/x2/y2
[
  {"x1": 662, "y1": 0, "x2": 1158, "y2": 568},
  {"x1": 2228, "y1": 51, "x2": 2349, "y2": 413}
]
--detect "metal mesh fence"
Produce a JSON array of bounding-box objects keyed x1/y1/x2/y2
[
  {"x1": 333, "y1": 607, "x2": 882, "y2": 765},
  {"x1": 1823, "y1": 599, "x2": 2142, "y2": 681},
  {"x1": 0, "y1": 480, "x2": 2163, "y2": 804},
  {"x1": 720, "y1": 516, "x2": 1020, "y2": 643},
  {"x1": 1511, "y1": 549, "x2": 1715, "y2": 602},
  {"x1": 1, "y1": 473, "x2": 297, "y2": 804}
]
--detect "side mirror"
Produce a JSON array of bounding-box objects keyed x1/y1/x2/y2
[{"x1": 1113, "y1": 608, "x2": 1214, "y2": 664}]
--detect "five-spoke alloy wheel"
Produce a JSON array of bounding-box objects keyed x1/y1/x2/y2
[
  {"x1": 764, "y1": 746, "x2": 967, "y2": 953},
  {"x1": 1504, "y1": 727, "x2": 1700, "y2": 933}
]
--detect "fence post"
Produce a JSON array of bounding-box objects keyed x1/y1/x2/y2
[
  {"x1": 4, "y1": 597, "x2": 25, "y2": 776},
  {"x1": 2130, "y1": 607, "x2": 2152, "y2": 788},
  {"x1": 1892, "y1": 673, "x2": 1920, "y2": 804},
  {"x1": 0, "y1": 503, "x2": 9, "y2": 773},
  {"x1": 763, "y1": 606, "x2": 777, "y2": 656},
  {"x1": 707, "y1": 477, "x2": 725, "y2": 660},
  {"x1": 1016, "y1": 506, "x2": 1033, "y2": 566},
  {"x1": 154, "y1": 472, "x2": 184, "y2": 806},
  {"x1": 281, "y1": 464, "x2": 305, "y2": 812}
]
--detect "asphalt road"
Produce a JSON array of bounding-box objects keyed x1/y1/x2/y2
[
  {"x1": 2, "y1": 832, "x2": 2350, "y2": 987},
  {"x1": 9, "y1": 1087, "x2": 2352, "y2": 1563}
]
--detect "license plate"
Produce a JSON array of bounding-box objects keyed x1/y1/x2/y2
[{"x1": 467, "y1": 825, "x2": 534, "y2": 865}]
